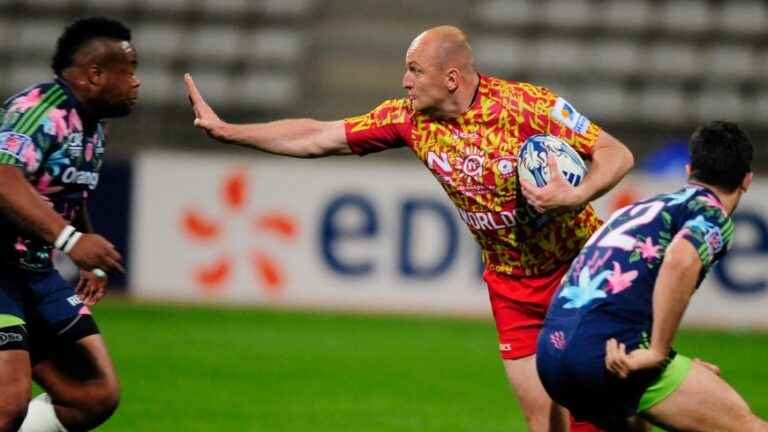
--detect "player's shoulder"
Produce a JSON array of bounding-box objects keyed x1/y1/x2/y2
[
  {"x1": 3, "y1": 80, "x2": 72, "y2": 114},
  {"x1": 656, "y1": 185, "x2": 729, "y2": 221},
  {"x1": 485, "y1": 76, "x2": 555, "y2": 98},
  {"x1": 366, "y1": 97, "x2": 413, "y2": 123}
]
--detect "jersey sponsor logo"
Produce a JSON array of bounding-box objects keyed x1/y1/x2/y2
[
  {"x1": 493, "y1": 156, "x2": 517, "y2": 179},
  {"x1": 0, "y1": 131, "x2": 33, "y2": 158},
  {"x1": 62, "y1": 166, "x2": 99, "y2": 189},
  {"x1": 452, "y1": 130, "x2": 479, "y2": 140},
  {"x1": 457, "y1": 208, "x2": 517, "y2": 231},
  {"x1": 65, "y1": 132, "x2": 84, "y2": 159},
  {"x1": 67, "y1": 294, "x2": 83, "y2": 306},
  {"x1": 499, "y1": 343, "x2": 512, "y2": 351},
  {"x1": 180, "y1": 170, "x2": 298, "y2": 296},
  {"x1": 462, "y1": 154, "x2": 484, "y2": 177},
  {"x1": 0, "y1": 332, "x2": 23, "y2": 346},
  {"x1": 549, "y1": 331, "x2": 566, "y2": 350},
  {"x1": 551, "y1": 97, "x2": 590, "y2": 134},
  {"x1": 426, "y1": 151, "x2": 453, "y2": 178}
]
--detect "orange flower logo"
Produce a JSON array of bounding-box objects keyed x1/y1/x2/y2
[{"x1": 180, "y1": 169, "x2": 298, "y2": 296}]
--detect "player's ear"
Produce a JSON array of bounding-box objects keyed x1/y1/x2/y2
[
  {"x1": 85, "y1": 64, "x2": 104, "y2": 87},
  {"x1": 741, "y1": 172, "x2": 753, "y2": 192},
  {"x1": 685, "y1": 164, "x2": 691, "y2": 176},
  {"x1": 445, "y1": 68, "x2": 460, "y2": 92}
]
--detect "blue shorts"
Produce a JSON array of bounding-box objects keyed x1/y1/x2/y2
[
  {"x1": 0, "y1": 268, "x2": 99, "y2": 362},
  {"x1": 536, "y1": 321, "x2": 663, "y2": 429}
]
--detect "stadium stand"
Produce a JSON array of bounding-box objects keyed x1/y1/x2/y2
[{"x1": 0, "y1": 0, "x2": 764, "y2": 166}]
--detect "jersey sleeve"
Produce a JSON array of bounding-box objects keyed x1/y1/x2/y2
[
  {"x1": 524, "y1": 85, "x2": 602, "y2": 159},
  {"x1": 343, "y1": 99, "x2": 410, "y2": 155},
  {"x1": 676, "y1": 193, "x2": 734, "y2": 271},
  {"x1": 0, "y1": 85, "x2": 67, "y2": 174}
]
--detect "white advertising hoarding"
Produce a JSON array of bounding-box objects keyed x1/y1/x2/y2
[
  {"x1": 130, "y1": 151, "x2": 489, "y2": 315},
  {"x1": 131, "y1": 152, "x2": 768, "y2": 327}
]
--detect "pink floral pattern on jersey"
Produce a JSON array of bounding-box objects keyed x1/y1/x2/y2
[
  {"x1": 20, "y1": 141, "x2": 40, "y2": 173},
  {"x1": 550, "y1": 331, "x2": 566, "y2": 350},
  {"x1": 636, "y1": 237, "x2": 661, "y2": 261},
  {"x1": 46, "y1": 108, "x2": 69, "y2": 142},
  {"x1": 85, "y1": 140, "x2": 94, "y2": 161},
  {"x1": 14, "y1": 239, "x2": 28, "y2": 252},
  {"x1": 10, "y1": 88, "x2": 42, "y2": 113},
  {"x1": 606, "y1": 261, "x2": 638, "y2": 294},
  {"x1": 68, "y1": 109, "x2": 82, "y2": 133},
  {"x1": 35, "y1": 172, "x2": 63, "y2": 195},
  {"x1": 698, "y1": 194, "x2": 726, "y2": 213}
]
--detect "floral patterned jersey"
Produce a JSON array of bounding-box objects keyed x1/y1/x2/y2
[
  {"x1": 0, "y1": 79, "x2": 106, "y2": 270},
  {"x1": 344, "y1": 75, "x2": 603, "y2": 277},
  {"x1": 545, "y1": 184, "x2": 733, "y2": 330}
]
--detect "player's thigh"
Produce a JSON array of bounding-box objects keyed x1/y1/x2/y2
[
  {"x1": 504, "y1": 356, "x2": 569, "y2": 431},
  {"x1": 504, "y1": 356, "x2": 559, "y2": 410},
  {"x1": 0, "y1": 349, "x2": 32, "y2": 418},
  {"x1": 33, "y1": 334, "x2": 119, "y2": 403},
  {"x1": 642, "y1": 360, "x2": 758, "y2": 432}
]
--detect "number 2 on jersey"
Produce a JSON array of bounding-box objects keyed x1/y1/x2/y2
[{"x1": 585, "y1": 201, "x2": 665, "y2": 251}]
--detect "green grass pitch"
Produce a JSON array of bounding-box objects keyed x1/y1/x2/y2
[{"x1": 88, "y1": 299, "x2": 768, "y2": 431}]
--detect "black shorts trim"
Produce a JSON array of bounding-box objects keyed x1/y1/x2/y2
[{"x1": 0, "y1": 325, "x2": 29, "y2": 351}]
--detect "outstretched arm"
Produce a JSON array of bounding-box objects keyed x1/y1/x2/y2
[{"x1": 185, "y1": 74, "x2": 352, "y2": 158}]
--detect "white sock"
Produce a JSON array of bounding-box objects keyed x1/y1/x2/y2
[{"x1": 18, "y1": 393, "x2": 68, "y2": 432}]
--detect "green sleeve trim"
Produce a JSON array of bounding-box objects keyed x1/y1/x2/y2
[{"x1": 13, "y1": 85, "x2": 65, "y2": 135}]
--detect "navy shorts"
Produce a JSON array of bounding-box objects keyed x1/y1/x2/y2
[
  {"x1": 0, "y1": 268, "x2": 99, "y2": 363},
  {"x1": 536, "y1": 322, "x2": 661, "y2": 429}
]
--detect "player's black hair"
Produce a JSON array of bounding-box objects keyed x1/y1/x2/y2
[
  {"x1": 51, "y1": 17, "x2": 132, "y2": 76},
  {"x1": 689, "y1": 121, "x2": 753, "y2": 193}
]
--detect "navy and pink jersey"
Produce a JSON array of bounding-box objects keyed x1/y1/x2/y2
[
  {"x1": 0, "y1": 79, "x2": 106, "y2": 270},
  {"x1": 543, "y1": 184, "x2": 734, "y2": 350},
  {"x1": 537, "y1": 184, "x2": 733, "y2": 422},
  {"x1": 344, "y1": 75, "x2": 603, "y2": 277}
]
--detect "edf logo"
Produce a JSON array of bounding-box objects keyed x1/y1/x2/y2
[{"x1": 319, "y1": 193, "x2": 483, "y2": 279}]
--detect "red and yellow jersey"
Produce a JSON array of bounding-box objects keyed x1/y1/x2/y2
[{"x1": 344, "y1": 75, "x2": 603, "y2": 277}]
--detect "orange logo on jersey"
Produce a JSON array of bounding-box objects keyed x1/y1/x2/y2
[{"x1": 180, "y1": 170, "x2": 298, "y2": 296}]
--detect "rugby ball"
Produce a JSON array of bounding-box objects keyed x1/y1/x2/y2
[{"x1": 518, "y1": 135, "x2": 587, "y2": 187}]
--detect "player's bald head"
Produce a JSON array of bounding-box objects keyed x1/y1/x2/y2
[{"x1": 407, "y1": 25, "x2": 475, "y2": 75}]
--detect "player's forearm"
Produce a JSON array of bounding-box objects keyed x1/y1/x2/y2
[
  {"x1": 575, "y1": 132, "x2": 634, "y2": 204},
  {"x1": 217, "y1": 119, "x2": 350, "y2": 158},
  {"x1": 0, "y1": 167, "x2": 68, "y2": 243},
  {"x1": 650, "y1": 246, "x2": 701, "y2": 356}
]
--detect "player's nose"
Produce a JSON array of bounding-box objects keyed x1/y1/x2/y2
[{"x1": 402, "y1": 72, "x2": 413, "y2": 90}]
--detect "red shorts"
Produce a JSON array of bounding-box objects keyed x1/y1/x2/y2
[{"x1": 484, "y1": 265, "x2": 570, "y2": 360}]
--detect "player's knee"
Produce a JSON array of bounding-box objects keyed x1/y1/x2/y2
[
  {"x1": 95, "y1": 379, "x2": 120, "y2": 419},
  {"x1": 82, "y1": 378, "x2": 121, "y2": 424}
]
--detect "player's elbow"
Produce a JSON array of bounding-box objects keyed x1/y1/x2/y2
[
  {"x1": 663, "y1": 242, "x2": 702, "y2": 274},
  {"x1": 608, "y1": 136, "x2": 635, "y2": 175},
  {"x1": 301, "y1": 121, "x2": 350, "y2": 158},
  {"x1": 622, "y1": 144, "x2": 635, "y2": 173}
]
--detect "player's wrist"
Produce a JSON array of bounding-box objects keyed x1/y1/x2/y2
[
  {"x1": 54, "y1": 224, "x2": 83, "y2": 254},
  {"x1": 217, "y1": 121, "x2": 236, "y2": 142},
  {"x1": 570, "y1": 185, "x2": 589, "y2": 207}
]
